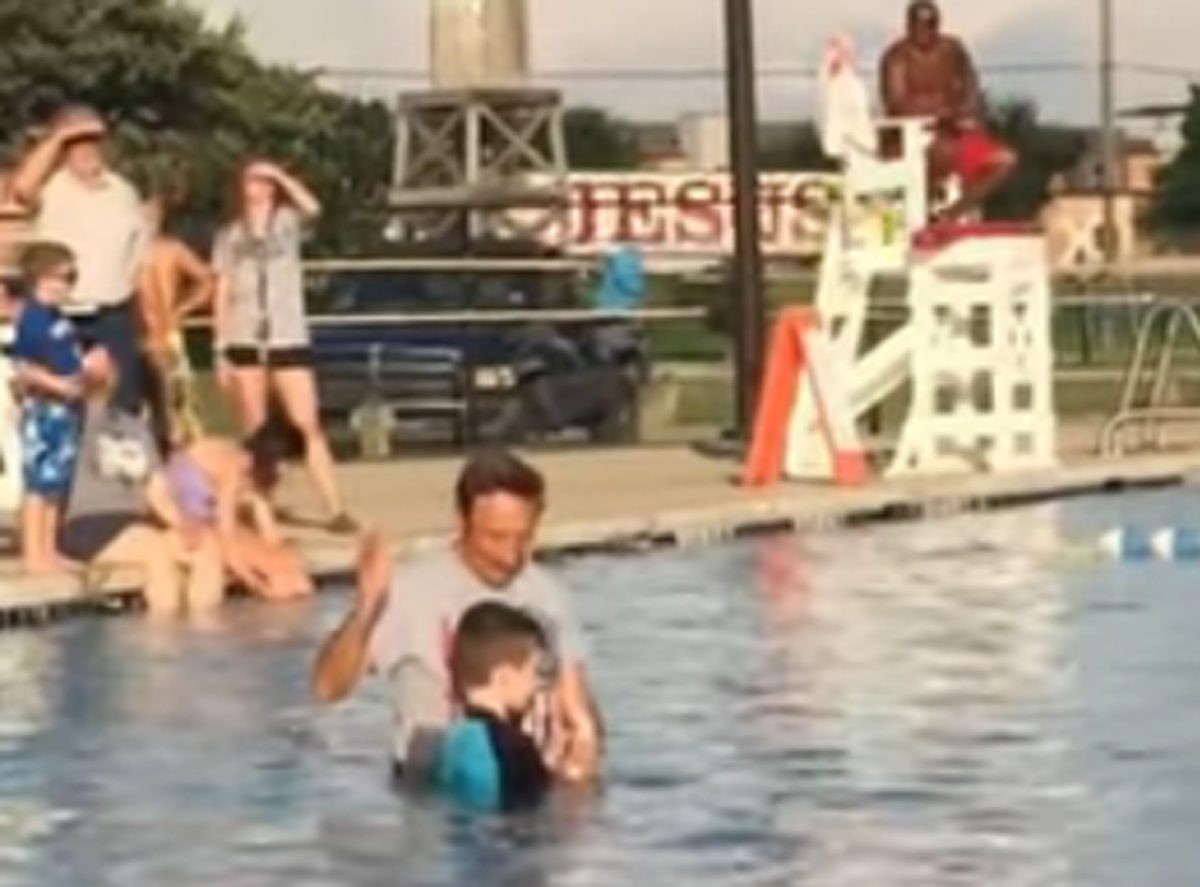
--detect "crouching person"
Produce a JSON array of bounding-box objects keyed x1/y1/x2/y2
[
  {"x1": 162, "y1": 424, "x2": 314, "y2": 601},
  {"x1": 58, "y1": 349, "x2": 224, "y2": 617}
]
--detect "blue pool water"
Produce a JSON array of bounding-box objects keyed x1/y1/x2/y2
[{"x1": 2, "y1": 488, "x2": 1200, "y2": 886}]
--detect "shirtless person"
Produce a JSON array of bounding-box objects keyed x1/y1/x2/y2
[
  {"x1": 139, "y1": 171, "x2": 213, "y2": 451},
  {"x1": 880, "y1": 0, "x2": 1015, "y2": 222}
]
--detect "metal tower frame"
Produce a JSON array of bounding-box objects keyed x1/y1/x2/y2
[{"x1": 390, "y1": 87, "x2": 569, "y2": 245}]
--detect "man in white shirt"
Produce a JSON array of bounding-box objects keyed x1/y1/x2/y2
[{"x1": 13, "y1": 106, "x2": 148, "y2": 414}]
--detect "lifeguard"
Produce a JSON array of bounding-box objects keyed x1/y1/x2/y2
[{"x1": 880, "y1": 0, "x2": 1015, "y2": 222}]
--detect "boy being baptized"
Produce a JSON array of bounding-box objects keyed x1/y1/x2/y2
[{"x1": 436, "y1": 601, "x2": 574, "y2": 811}]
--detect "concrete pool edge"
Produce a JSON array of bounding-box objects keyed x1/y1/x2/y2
[
  {"x1": 529, "y1": 455, "x2": 1200, "y2": 557},
  {"x1": 0, "y1": 451, "x2": 1197, "y2": 626},
  {"x1": 279, "y1": 459, "x2": 1200, "y2": 575}
]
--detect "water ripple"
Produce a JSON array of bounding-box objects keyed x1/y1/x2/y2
[{"x1": 0, "y1": 496, "x2": 1199, "y2": 884}]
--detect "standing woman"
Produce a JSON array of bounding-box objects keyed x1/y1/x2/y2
[{"x1": 212, "y1": 160, "x2": 355, "y2": 533}]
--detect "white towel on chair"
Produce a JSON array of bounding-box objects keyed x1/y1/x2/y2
[{"x1": 818, "y1": 34, "x2": 877, "y2": 161}]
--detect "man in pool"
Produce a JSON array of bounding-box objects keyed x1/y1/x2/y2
[{"x1": 311, "y1": 450, "x2": 602, "y2": 783}]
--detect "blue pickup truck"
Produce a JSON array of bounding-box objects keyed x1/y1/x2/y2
[{"x1": 299, "y1": 263, "x2": 647, "y2": 454}]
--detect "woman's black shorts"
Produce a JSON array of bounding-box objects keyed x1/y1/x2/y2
[{"x1": 224, "y1": 346, "x2": 313, "y2": 369}]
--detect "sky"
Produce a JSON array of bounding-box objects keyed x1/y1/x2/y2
[{"x1": 189, "y1": 0, "x2": 1199, "y2": 132}]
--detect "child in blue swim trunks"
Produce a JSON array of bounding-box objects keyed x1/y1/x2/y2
[
  {"x1": 436, "y1": 601, "x2": 569, "y2": 812},
  {"x1": 12, "y1": 242, "x2": 86, "y2": 573}
]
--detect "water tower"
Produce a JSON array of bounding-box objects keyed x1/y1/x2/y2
[{"x1": 391, "y1": 0, "x2": 568, "y2": 245}]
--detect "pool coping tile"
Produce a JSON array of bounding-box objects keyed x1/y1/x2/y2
[{"x1": 0, "y1": 451, "x2": 1198, "y2": 626}]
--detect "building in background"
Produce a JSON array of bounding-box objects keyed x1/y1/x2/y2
[
  {"x1": 1040, "y1": 134, "x2": 1168, "y2": 267},
  {"x1": 677, "y1": 113, "x2": 729, "y2": 171}
]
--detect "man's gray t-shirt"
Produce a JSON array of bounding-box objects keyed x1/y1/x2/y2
[
  {"x1": 369, "y1": 549, "x2": 587, "y2": 764},
  {"x1": 211, "y1": 206, "x2": 310, "y2": 349}
]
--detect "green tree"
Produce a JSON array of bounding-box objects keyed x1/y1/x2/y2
[
  {"x1": 0, "y1": 0, "x2": 395, "y2": 254},
  {"x1": 1149, "y1": 86, "x2": 1200, "y2": 233},
  {"x1": 758, "y1": 123, "x2": 835, "y2": 172},
  {"x1": 563, "y1": 107, "x2": 639, "y2": 169},
  {"x1": 982, "y1": 97, "x2": 1089, "y2": 221}
]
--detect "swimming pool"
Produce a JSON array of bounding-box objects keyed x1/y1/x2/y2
[{"x1": 1, "y1": 487, "x2": 1199, "y2": 886}]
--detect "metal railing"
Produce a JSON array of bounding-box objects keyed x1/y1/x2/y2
[
  {"x1": 304, "y1": 257, "x2": 589, "y2": 273},
  {"x1": 184, "y1": 306, "x2": 705, "y2": 330},
  {"x1": 165, "y1": 255, "x2": 1200, "y2": 448},
  {"x1": 1099, "y1": 301, "x2": 1200, "y2": 455}
]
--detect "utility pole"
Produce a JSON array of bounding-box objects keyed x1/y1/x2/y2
[
  {"x1": 722, "y1": 0, "x2": 766, "y2": 440},
  {"x1": 1099, "y1": 0, "x2": 1119, "y2": 263}
]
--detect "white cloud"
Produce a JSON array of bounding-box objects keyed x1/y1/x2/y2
[{"x1": 185, "y1": 0, "x2": 1199, "y2": 125}]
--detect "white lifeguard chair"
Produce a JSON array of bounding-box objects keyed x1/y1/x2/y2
[
  {"x1": 770, "y1": 36, "x2": 1056, "y2": 482},
  {"x1": 801, "y1": 36, "x2": 938, "y2": 412}
]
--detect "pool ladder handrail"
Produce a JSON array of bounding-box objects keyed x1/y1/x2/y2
[{"x1": 1099, "y1": 300, "x2": 1200, "y2": 456}]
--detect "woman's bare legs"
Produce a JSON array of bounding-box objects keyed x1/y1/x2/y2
[
  {"x1": 230, "y1": 365, "x2": 269, "y2": 436},
  {"x1": 92, "y1": 524, "x2": 225, "y2": 618},
  {"x1": 93, "y1": 524, "x2": 183, "y2": 616},
  {"x1": 171, "y1": 529, "x2": 226, "y2": 613},
  {"x1": 271, "y1": 367, "x2": 349, "y2": 522}
]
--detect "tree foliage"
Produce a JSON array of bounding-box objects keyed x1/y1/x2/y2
[
  {"x1": 1149, "y1": 86, "x2": 1200, "y2": 233},
  {"x1": 0, "y1": 0, "x2": 395, "y2": 254},
  {"x1": 563, "y1": 107, "x2": 639, "y2": 170},
  {"x1": 758, "y1": 123, "x2": 835, "y2": 172},
  {"x1": 982, "y1": 97, "x2": 1089, "y2": 221}
]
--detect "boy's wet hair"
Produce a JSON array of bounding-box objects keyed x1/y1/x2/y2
[
  {"x1": 450, "y1": 601, "x2": 547, "y2": 695},
  {"x1": 19, "y1": 241, "x2": 75, "y2": 288},
  {"x1": 244, "y1": 418, "x2": 305, "y2": 491},
  {"x1": 454, "y1": 449, "x2": 545, "y2": 519}
]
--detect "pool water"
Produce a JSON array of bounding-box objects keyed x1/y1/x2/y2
[{"x1": 2, "y1": 488, "x2": 1200, "y2": 886}]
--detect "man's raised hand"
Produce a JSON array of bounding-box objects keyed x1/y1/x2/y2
[
  {"x1": 54, "y1": 116, "x2": 106, "y2": 145},
  {"x1": 355, "y1": 529, "x2": 393, "y2": 620}
]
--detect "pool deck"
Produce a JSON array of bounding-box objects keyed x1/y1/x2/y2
[{"x1": 2, "y1": 421, "x2": 1199, "y2": 617}]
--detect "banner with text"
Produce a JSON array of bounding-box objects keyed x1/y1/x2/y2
[{"x1": 511, "y1": 172, "x2": 840, "y2": 263}]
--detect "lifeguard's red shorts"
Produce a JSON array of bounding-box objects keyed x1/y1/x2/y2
[{"x1": 950, "y1": 130, "x2": 1007, "y2": 184}]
